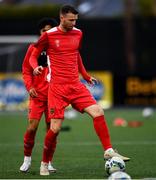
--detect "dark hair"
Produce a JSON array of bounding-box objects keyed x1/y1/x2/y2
[
  {"x1": 37, "y1": 17, "x2": 58, "y2": 31},
  {"x1": 60, "y1": 4, "x2": 78, "y2": 15}
]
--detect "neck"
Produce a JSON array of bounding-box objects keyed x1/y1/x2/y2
[{"x1": 58, "y1": 24, "x2": 67, "y2": 32}]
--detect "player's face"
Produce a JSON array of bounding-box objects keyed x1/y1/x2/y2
[
  {"x1": 40, "y1": 25, "x2": 52, "y2": 35},
  {"x1": 60, "y1": 12, "x2": 78, "y2": 31}
]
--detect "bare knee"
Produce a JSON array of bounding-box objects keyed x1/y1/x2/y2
[
  {"x1": 27, "y1": 119, "x2": 39, "y2": 132},
  {"x1": 50, "y1": 119, "x2": 63, "y2": 133},
  {"x1": 85, "y1": 104, "x2": 104, "y2": 118},
  {"x1": 93, "y1": 105, "x2": 104, "y2": 117}
]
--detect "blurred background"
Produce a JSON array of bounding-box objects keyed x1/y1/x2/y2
[
  {"x1": 0, "y1": 0, "x2": 156, "y2": 111},
  {"x1": 0, "y1": 1, "x2": 156, "y2": 179}
]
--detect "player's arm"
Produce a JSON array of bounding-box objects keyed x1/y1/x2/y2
[
  {"x1": 23, "y1": 68, "x2": 38, "y2": 98},
  {"x1": 29, "y1": 32, "x2": 48, "y2": 75},
  {"x1": 22, "y1": 45, "x2": 34, "y2": 91},
  {"x1": 22, "y1": 45, "x2": 38, "y2": 97},
  {"x1": 78, "y1": 31, "x2": 97, "y2": 85},
  {"x1": 78, "y1": 53, "x2": 91, "y2": 81},
  {"x1": 78, "y1": 53, "x2": 97, "y2": 85}
]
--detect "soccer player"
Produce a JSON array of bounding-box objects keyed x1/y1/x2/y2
[
  {"x1": 20, "y1": 17, "x2": 58, "y2": 173},
  {"x1": 20, "y1": 16, "x2": 94, "y2": 174},
  {"x1": 30, "y1": 5, "x2": 130, "y2": 176}
]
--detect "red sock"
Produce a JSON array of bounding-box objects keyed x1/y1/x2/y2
[
  {"x1": 42, "y1": 129, "x2": 58, "y2": 163},
  {"x1": 24, "y1": 130, "x2": 36, "y2": 156},
  {"x1": 93, "y1": 115, "x2": 112, "y2": 150},
  {"x1": 49, "y1": 138, "x2": 57, "y2": 162}
]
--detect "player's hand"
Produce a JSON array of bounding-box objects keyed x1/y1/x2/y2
[
  {"x1": 29, "y1": 88, "x2": 38, "y2": 98},
  {"x1": 33, "y1": 66, "x2": 43, "y2": 75},
  {"x1": 88, "y1": 77, "x2": 98, "y2": 85}
]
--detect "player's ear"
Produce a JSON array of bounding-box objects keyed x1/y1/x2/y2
[{"x1": 60, "y1": 15, "x2": 64, "y2": 21}]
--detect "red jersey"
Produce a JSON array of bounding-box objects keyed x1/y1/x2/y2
[
  {"x1": 22, "y1": 44, "x2": 49, "y2": 101},
  {"x1": 30, "y1": 27, "x2": 88, "y2": 84}
]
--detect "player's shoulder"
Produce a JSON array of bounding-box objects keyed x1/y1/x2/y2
[
  {"x1": 73, "y1": 27, "x2": 82, "y2": 33},
  {"x1": 29, "y1": 43, "x2": 35, "y2": 49},
  {"x1": 72, "y1": 27, "x2": 82, "y2": 37},
  {"x1": 26, "y1": 43, "x2": 34, "y2": 53},
  {"x1": 46, "y1": 27, "x2": 58, "y2": 34}
]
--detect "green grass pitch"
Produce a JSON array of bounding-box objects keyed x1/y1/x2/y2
[{"x1": 0, "y1": 108, "x2": 156, "y2": 179}]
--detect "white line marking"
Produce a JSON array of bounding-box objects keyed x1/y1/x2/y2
[{"x1": 0, "y1": 141, "x2": 156, "y2": 147}]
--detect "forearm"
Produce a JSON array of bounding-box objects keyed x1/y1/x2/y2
[
  {"x1": 30, "y1": 32, "x2": 48, "y2": 69},
  {"x1": 22, "y1": 72, "x2": 33, "y2": 92},
  {"x1": 29, "y1": 47, "x2": 41, "y2": 69},
  {"x1": 78, "y1": 53, "x2": 91, "y2": 81}
]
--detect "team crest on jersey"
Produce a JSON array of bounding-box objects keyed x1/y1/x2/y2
[
  {"x1": 55, "y1": 40, "x2": 60, "y2": 47},
  {"x1": 50, "y1": 108, "x2": 55, "y2": 114},
  {"x1": 41, "y1": 51, "x2": 46, "y2": 55}
]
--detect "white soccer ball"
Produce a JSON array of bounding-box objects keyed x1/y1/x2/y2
[
  {"x1": 105, "y1": 156, "x2": 125, "y2": 175},
  {"x1": 108, "y1": 171, "x2": 131, "y2": 180},
  {"x1": 142, "y1": 108, "x2": 154, "y2": 118}
]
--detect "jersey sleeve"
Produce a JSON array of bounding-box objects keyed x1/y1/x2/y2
[
  {"x1": 29, "y1": 32, "x2": 49, "y2": 69},
  {"x1": 22, "y1": 44, "x2": 34, "y2": 91},
  {"x1": 77, "y1": 31, "x2": 91, "y2": 82},
  {"x1": 79, "y1": 31, "x2": 83, "y2": 49},
  {"x1": 78, "y1": 53, "x2": 91, "y2": 82}
]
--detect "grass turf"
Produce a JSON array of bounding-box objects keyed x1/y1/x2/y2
[{"x1": 0, "y1": 108, "x2": 156, "y2": 179}]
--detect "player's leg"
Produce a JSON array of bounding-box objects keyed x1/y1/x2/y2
[
  {"x1": 44, "y1": 106, "x2": 57, "y2": 173},
  {"x1": 84, "y1": 104, "x2": 130, "y2": 161},
  {"x1": 20, "y1": 119, "x2": 39, "y2": 172},
  {"x1": 71, "y1": 82, "x2": 130, "y2": 161},
  {"x1": 40, "y1": 83, "x2": 68, "y2": 175},
  {"x1": 71, "y1": 82, "x2": 111, "y2": 150},
  {"x1": 40, "y1": 118, "x2": 62, "y2": 175},
  {"x1": 84, "y1": 104, "x2": 112, "y2": 150},
  {"x1": 20, "y1": 99, "x2": 44, "y2": 172}
]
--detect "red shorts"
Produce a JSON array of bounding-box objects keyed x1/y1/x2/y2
[
  {"x1": 28, "y1": 98, "x2": 50, "y2": 123},
  {"x1": 48, "y1": 82, "x2": 96, "y2": 119}
]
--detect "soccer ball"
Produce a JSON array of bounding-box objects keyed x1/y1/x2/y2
[
  {"x1": 142, "y1": 107, "x2": 153, "y2": 118},
  {"x1": 105, "y1": 156, "x2": 125, "y2": 175},
  {"x1": 108, "y1": 171, "x2": 131, "y2": 180}
]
